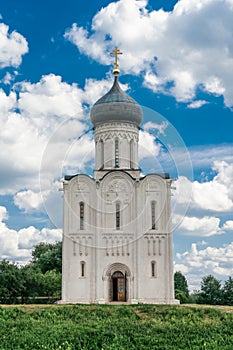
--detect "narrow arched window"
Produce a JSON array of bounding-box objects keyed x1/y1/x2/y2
[
  {"x1": 100, "y1": 139, "x2": 104, "y2": 169},
  {"x1": 151, "y1": 261, "x2": 156, "y2": 278},
  {"x1": 151, "y1": 201, "x2": 156, "y2": 230},
  {"x1": 115, "y1": 138, "x2": 119, "y2": 168},
  {"x1": 130, "y1": 139, "x2": 134, "y2": 169},
  {"x1": 116, "y1": 202, "x2": 120, "y2": 230},
  {"x1": 80, "y1": 202, "x2": 84, "y2": 230},
  {"x1": 81, "y1": 261, "x2": 85, "y2": 277}
]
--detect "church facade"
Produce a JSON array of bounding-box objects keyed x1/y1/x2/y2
[{"x1": 61, "y1": 51, "x2": 177, "y2": 304}]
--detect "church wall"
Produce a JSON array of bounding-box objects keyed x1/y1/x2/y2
[
  {"x1": 62, "y1": 238, "x2": 94, "y2": 302},
  {"x1": 62, "y1": 175, "x2": 97, "y2": 303},
  {"x1": 62, "y1": 137, "x2": 176, "y2": 303},
  {"x1": 134, "y1": 175, "x2": 175, "y2": 303}
]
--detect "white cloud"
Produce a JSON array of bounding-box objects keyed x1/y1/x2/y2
[
  {"x1": 0, "y1": 73, "x2": 121, "y2": 223},
  {"x1": 0, "y1": 73, "x2": 108, "y2": 197},
  {"x1": 1, "y1": 71, "x2": 17, "y2": 85},
  {"x1": 175, "y1": 242, "x2": 233, "y2": 291},
  {"x1": 0, "y1": 206, "x2": 8, "y2": 221},
  {"x1": 192, "y1": 180, "x2": 233, "y2": 212},
  {"x1": 187, "y1": 100, "x2": 208, "y2": 109},
  {"x1": 0, "y1": 23, "x2": 28, "y2": 68},
  {"x1": 143, "y1": 121, "x2": 168, "y2": 135},
  {"x1": 14, "y1": 190, "x2": 44, "y2": 212},
  {"x1": 0, "y1": 70, "x2": 127, "y2": 224},
  {"x1": 0, "y1": 206, "x2": 61, "y2": 263},
  {"x1": 139, "y1": 129, "x2": 161, "y2": 159},
  {"x1": 177, "y1": 215, "x2": 222, "y2": 237},
  {"x1": 0, "y1": 88, "x2": 17, "y2": 115},
  {"x1": 222, "y1": 220, "x2": 233, "y2": 231},
  {"x1": 65, "y1": 0, "x2": 233, "y2": 107},
  {"x1": 172, "y1": 160, "x2": 233, "y2": 238},
  {"x1": 204, "y1": 77, "x2": 226, "y2": 96},
  {"x1": 18, "y1": 73, "x2": 83, "y2": 119},
  {"x1": 174, "y1": 160, "x2": 233, "y2": 213}
]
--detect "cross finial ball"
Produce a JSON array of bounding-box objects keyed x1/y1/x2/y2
[{"x1": 110, "y1": 47, "x2": 123, "y2": 76}]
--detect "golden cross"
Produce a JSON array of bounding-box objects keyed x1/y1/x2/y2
[{"x1": 110, "y1": 47, "x2": 123, "y2": 70}]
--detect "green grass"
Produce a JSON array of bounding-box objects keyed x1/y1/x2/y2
[{"x1": 0, "y1": 304, "x2": 232, "y2": 349}]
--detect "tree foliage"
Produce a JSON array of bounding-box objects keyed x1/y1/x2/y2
[
  {"x1": 222, "y1": 276, "x2": 233, "y2": 306},
  {"x1": 174, "y1": 271, "x2": 189, "y2": 303},
  {"x1": 0, "y1": 260, "x2": 23, "y2": 303},
  {"x1": 0, "y1": 242, "x2": 62, "y2": 304},
  {"x1": 32, "y1": 241, "x2": 62, "y2": 273},
  {"x1": 196, "y1": 275, "x2": 222, "y2": 305}
]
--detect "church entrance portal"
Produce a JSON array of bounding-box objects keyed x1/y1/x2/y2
[{"x1": 112, "y1": 271, "x2": 126, "y2": 302}]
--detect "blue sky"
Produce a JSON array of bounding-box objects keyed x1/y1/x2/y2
[{"x1": 0, "y1": 0, "x2": 233, "y2": 291}]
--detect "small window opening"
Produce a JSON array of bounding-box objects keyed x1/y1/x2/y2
[
  {"x1": 130, "y1": 139, "x2": 134, "y2": 169},
  {"x1": 151, "y1": 201, "x2": 156, "y2": 230},
  {"x1": 81, "y1": 261, "x2": 85, "y2": 277},
  {"x1": 80, "y1": 202, "x2": 84, "y2": 230},
  {"x1": 116, "y1": 202, "x2": 120, "y2": 230},
  {"x1": 115, "y1": 138, "x2": 119, "y2": 168},
  {"x1": 151, "y1": 261, "x2": 156, "y2": 278},
  {"x1": 100, "y1": 139, "x2": 104, "y2": 169}
]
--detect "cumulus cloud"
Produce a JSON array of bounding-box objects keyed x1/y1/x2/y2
[
  {"x1": 14, "y1": 190, "x2": 44, "y2": 212},
  {"x1": 0, "y1": 73, "x2": 120, "y2": 223},
  {"x1": 174, "y1": 160, "x2": 233, "y2": 213},
  {"x1": 187, "y1": 100, "x2": 208, "y2": 109},
  {"x1": 138, "y1": 129, "x2": 161, "y2": 159},
  {"x1": 0, "y1": 206, "x2": 8, "y2": 221},
  {"x1": 222, "y1": 220, "x2": 233, "y2": 231},
  {"x1": 172, "y1": 160, "x2": 233, "y2": 238},
  {"x1": 0, "y1": 23, "x2": 28, "y2": 68},
  {"x1": 17, "y1": 73, "x2": 84, "y2": 120},
  {"x1": 0, "y1": 206, "x2": 61, "y2": 263},
  {"x1": 175, "y1": 242, "x2": 233, "y2": 291},
  {"x1": 143, "y1": 121, "x2": 168, "y2": 135},
  {"x1": 0, "y1": 67, "x2": 136, "y2": 229},
  {"x1": 65, "y1": 0, "x2": 233, "y2": 107},
  {"x1": 1, "y1": 71, "x2": 17, "y2": 85},
  {"x1": 176, "y1": 215, "x2": 222, "y2": 237}
]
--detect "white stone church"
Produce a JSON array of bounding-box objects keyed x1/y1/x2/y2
[{"x1": 61, "y1": 49, "x2": 177, "y2": 304}]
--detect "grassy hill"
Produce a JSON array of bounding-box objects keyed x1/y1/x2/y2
[{"x1": 0, "y1": 304, "x2": 233, "y2": 349}]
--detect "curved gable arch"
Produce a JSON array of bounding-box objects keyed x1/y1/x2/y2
[{"x1": 102, "y1": 262, "x2": 132, "y2": 281}]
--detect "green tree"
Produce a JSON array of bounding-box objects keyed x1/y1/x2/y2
[
  {"x1": 41, "y1": 270, "x2": 62, "y2": 298},
  {"x1": 174, "y1": 271, "x2": 189, "y2": 303},
  {"x1": 19, "y1": 265, "x2": 44, "y2": 303},
  {"x1": 197, "y1": 275, "x2": 222, "y2": 305},
  {"x1": 32, "y1": 241, "x2": 62, "y2": 274},
  {"x1": 0, "y1": 260, "x2": 23, "y2": 303},
  {"x1": 222, "y1": 276, "x2": 233, "y2": 306}
]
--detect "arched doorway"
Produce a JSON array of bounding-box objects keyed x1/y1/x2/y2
[
  {"x1": 103, "y1": 263, "x2": 131, "y2": 303},
  {"x1": 112, "y1": 271, "x2": 126, "y2": 302}
]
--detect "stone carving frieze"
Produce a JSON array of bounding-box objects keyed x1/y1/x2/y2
[
  {"x1": 95, "y1": 130, "x2": 138, "y2": 142},
  {"x1": 104, "y1": 179, "x2": 131, "y2": 204}
]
